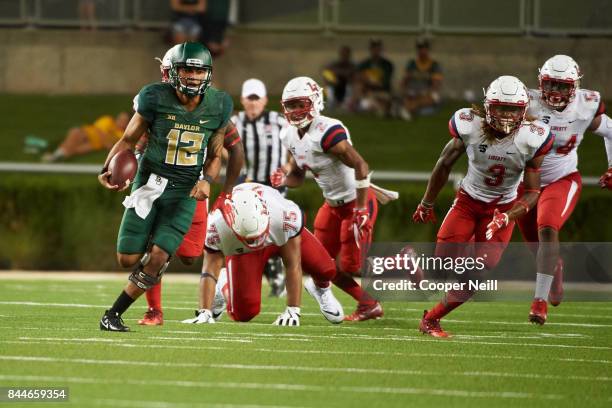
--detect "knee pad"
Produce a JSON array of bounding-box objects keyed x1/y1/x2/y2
[{"x1": 128, "y1": 253, "x2": 170, "y2": 290}]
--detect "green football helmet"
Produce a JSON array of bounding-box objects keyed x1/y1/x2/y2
[{"x1": 169, "y1": 42, "x2": 213, "y2": 97}]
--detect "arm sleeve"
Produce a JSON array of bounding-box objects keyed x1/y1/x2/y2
[
  {"x1": 320, "y1": 124, "x2": 348, "y2": 152},
  {"x1": 532, "y1": 130, "x2": 555, "y2": 159},
  {"x1": 134, "y1": 86, "x2": 157, "y2": 124},
  {"x1": 220, "y1": 92, "x2": 234, "y2": 128},
  {"x1": 593, "y1": 113, "x2": 612, "y2": 166}
]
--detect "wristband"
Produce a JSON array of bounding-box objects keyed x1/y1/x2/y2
[
  {"x1": 420, "y1": 199, "x2": 434, "y2": 208},
  {"x1": 355, "y1": 175, "x2": 370, "y2": 189}
]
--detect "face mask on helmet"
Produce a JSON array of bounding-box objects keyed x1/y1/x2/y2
[
  {"x1": 282, "y1": 97, "x2": 315, "y2": 128},
  {"x1": 170, "y1": 64, "x2": 212, "y2": 97},
  {"x1": 540, "y1": 77, "x2": 576, "y2": 109},
  {"x1": 486, "y1": 102, "x2": 527, "y2": 134},
  {"x1": 281, "y1": 77, "x2": 324, "y2": 129}
]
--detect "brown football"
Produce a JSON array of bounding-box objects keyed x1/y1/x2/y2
[{"x1": 108, "y1": 149, "x2": 138, "y2": 188}]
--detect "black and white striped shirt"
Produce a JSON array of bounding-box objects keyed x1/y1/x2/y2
[{"x1": 232, "y1": 110, "x2": 288, "y2": 186}]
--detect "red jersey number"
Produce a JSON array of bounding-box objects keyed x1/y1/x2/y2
[
  {"x1": 485, "y1": 164, "x2": 506, "y2": 187},
  {"x1": 556, "y1": 134, "x2": 577, "y2": 155}
]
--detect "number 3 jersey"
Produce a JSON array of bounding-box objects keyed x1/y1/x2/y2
[
  {"x1": 527, "y1": 88, "x2": 605, "y2": 186},
  {"x1": 449, "y1": 109, "x2": 553, "y2": 204},
  {"x1": 205, "y1": 183, "x2": 304, "y2": 256},
  {"x1": 133, "y1": 82, "x2": 233, "y2": 189},
  {"x1": 279, "y1": 115, "x2": 356, "y2": 203}
]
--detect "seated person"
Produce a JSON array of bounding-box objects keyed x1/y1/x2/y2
[
  {"x1": 170, "y1": 0, "x2": 206, "y2": 44},
  {"x1": 322, "y1": 45, "x2": 356, "y2": 111},
  {"x1": 352, "y1": 39, "x2": 394, "y2": 116},
  {"x1": 399, "y1": 38, "x2": 443, "y2": 120},
  {"x1": 42, "y1": 112, "x2": 130, "y2": 162}
]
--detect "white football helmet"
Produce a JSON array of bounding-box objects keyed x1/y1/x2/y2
[
  {"x1": 155, "y1": 46, "x2": 176, "y2": 83},
  {"x1": 281, "y1": 76, "x2": 324, "y2": 128},
  {"x1": 222, "y1": 189, "x2": 270, "y2": 249},
  {"x1": 538, "y1": 55, "x2": 582, "y2": 109},
  {"x1": 484, "y1": 75, "x2": 529, "y2": 135}
]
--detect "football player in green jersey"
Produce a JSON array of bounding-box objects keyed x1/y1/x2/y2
[{"x1": 97, "y1": 42, "x2": 232, "y2": 332}]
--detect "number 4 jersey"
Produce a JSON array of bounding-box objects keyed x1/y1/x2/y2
[
  {"x1": 133, "y1": 82, "x2": 233, "y2": 189},
  {"x1": 527, "y1": 88, "x2": 605, "y2": 186},
  {"x1": 449, "y1": 109, "x2": 553, "y2": 204},
  {"x1": 205, "y1": 183, "x2": 304, "y2": 256}
]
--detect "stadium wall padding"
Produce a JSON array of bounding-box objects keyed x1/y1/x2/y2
[
  {"x1": 0, "y1": 174, "x2": 610, "y2": 271},
  {"x1": 1, "y1": 29, "x2": 612, "y2": 98}
]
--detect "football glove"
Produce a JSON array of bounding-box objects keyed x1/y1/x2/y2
[
  {"x1": 270, "y1": 167, "x2": 287, "y2": 188},
  {"x1": 599, "y1": 167, "x2": 612, "y2": 190},
  {"x1": 412, "y1": 201, "x2": 436, "y2": 223},
  {"x1": 351, "y1": 207, "x2": 372, "y2": 249},
  {"x1": 181, "y1": 309, "x2": 216, "y2": 324},
  {"x1": 486, "y1": 209, "x2": 509, "y2": 240},
  {"x1": 273, "y1": 306, "x2": 301, "y2": 326}
]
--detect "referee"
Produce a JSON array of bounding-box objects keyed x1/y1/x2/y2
[
  {"x1": 232, "y1": 78, "x2": 288, "y2": 191},
  {"x1": 232, "y1": 78, "x2": 288, "y2": 297}
]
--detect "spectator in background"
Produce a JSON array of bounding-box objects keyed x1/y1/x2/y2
[
  {"x1": 352, "y1": 39, "x2": 394, "y2": 117},
  {"x1": 200, "y1": 0, "x2": 231, "y2": 57},
  {"x1": 78, "y1": 0, "x2": 96, "y2": 31},
  {"x1": 399, "y1": 38, "x2": 443, "y2": 121},
  {"x1": 170, "y1": 0, "x2": 206, "y2": 44},
  {"x1": 41, "y1": 112, "x2": 131, "y2": 162},
  {"x1": 322, "y1": 45, "x2": 356, "y2": 111},
  {"x1": 232, "y1": 78, "x2": 289, "y2": 297}
]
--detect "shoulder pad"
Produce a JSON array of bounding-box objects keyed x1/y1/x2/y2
[
  {"x1": 450, "y1": 108, "x2": 482, "y2": 144},
  {"x1": 515, "y1": 120, "x2": 550, "y2": 156},
  {"x1": 575, "y1": 89, "x2": 603, "y2": 119}
]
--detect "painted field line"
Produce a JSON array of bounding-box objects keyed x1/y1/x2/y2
[
  {"x1": 209, "y1": 363, "x2": 612, "y2": 382},
  {"x1": 7, "y1": 339, "x2": 612, "y2": 365},
  {"x1": 0, "y1": 355, "x2": 202, "y2": 368},
  {"x1": 0, "y1": 375, "x2": 563, "y2": 400},
  {"x1": 75, "y1": 397, "x2": 307, "y2": 408}
]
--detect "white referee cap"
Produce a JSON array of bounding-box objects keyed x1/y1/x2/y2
[{"x1": 241, "y1": 78, "x2": 267, "y2": 98}]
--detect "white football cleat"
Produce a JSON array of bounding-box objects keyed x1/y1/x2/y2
[
  {"x1": 181, "y1": 308, "x2": 216, "y2": 324},
  {"x1": 273, "y1": 306, "x2": 300, "y2": 326},
  {"x1": 304, "y1": 277, "x2": 344, "y2": 324}
]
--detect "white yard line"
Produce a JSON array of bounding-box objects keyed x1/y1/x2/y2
[
  {"x1": 76, "y1": 397, "x2": 307, "y2": 408},
  {"x1": 208, "y1": 363, "x2": 612, "y2": 382},
  {"x1": 0, "y1": 374, "x2": 564, "y2": 400},
  {"x1": 0, "y1": 355, "x2": 202, "y2": 367},
  {"x1": 5, "y1": 339, "x2": 612, "y2": 365}
]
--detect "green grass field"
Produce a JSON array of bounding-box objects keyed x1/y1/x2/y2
[
  {"x1": 2, "y1": 94, "x2": 609, "y2": 176},
  {"x1": 1, "y1": 274, "x2": 611, "y2": 408}
]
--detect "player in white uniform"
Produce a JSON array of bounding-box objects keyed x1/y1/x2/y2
[
  {"x1": 271, "y1": 76, "x2": 384, "y2": 322},
  {"x1": 181, "y1": 183, "x2": 344, "y2": 326},
  {"x1": 516, "y1": 55, "x2": 612, "y2": 324},
  {"x1": 413, "y1": 76, "x2": 553, "y2": 337}
]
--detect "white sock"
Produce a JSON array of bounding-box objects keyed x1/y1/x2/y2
[
  {"x1": 534, "y1": 273, "x2": 554, "y2": 300},
  {"x1": 51, "y1": 147, "x2": 65, "y2": 161},
  {"x1": 216, "y1": 267, "x2": 227, "y2": 290}
]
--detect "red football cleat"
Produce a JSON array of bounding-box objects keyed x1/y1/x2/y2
[
  {"x1": 529, "y1": 298, "x2": 547, "y2": 325},
  {"x1": 419, "y1": 310, "x2": 450, "y2": 338},
  {"x1": 344, "y1": 301, "x2": 384, "y2": 322},
  {"x1": 138, "y1": 308, "x2": 163, "y2": 326},
  {"x1": 548, "y1": 259, "x2": 564, "y2": 307}
]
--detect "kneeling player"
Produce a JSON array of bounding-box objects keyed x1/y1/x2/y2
[
  {"x1": 413, "y1": 76, "x2": 553, "y2": 337},
  {"x1": 183, "y1": 183, "x2": 344, "y2": 325}
]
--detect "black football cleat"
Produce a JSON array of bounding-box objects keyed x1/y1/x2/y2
[{"x1": 100, "y1": 310, "x2": 130, "y2": 332}]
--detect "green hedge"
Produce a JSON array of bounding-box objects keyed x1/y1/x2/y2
[{"x1": 0, "y1": 174, "x2": 610, "y2": 270}]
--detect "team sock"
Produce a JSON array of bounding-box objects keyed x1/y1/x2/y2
[
  {"x1": 108, "y1": 290, "x2": 136, "y2": 316},
  {"x1": 534, "y1": 273, "x2": 554, "y2": 300},
  {"x1": 332, "y1": 273, "x2": 376, "y2": 305},
  {"x1": 425, "y1": 289, "x2": 474, "y2": 320},
  {"x1": 146, "y1": 282, "x2": 162, "y2": 311}
]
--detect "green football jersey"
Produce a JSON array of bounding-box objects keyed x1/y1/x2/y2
[{"x1": 134, "y1": 82, "x2": 233, "y2": 188}]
